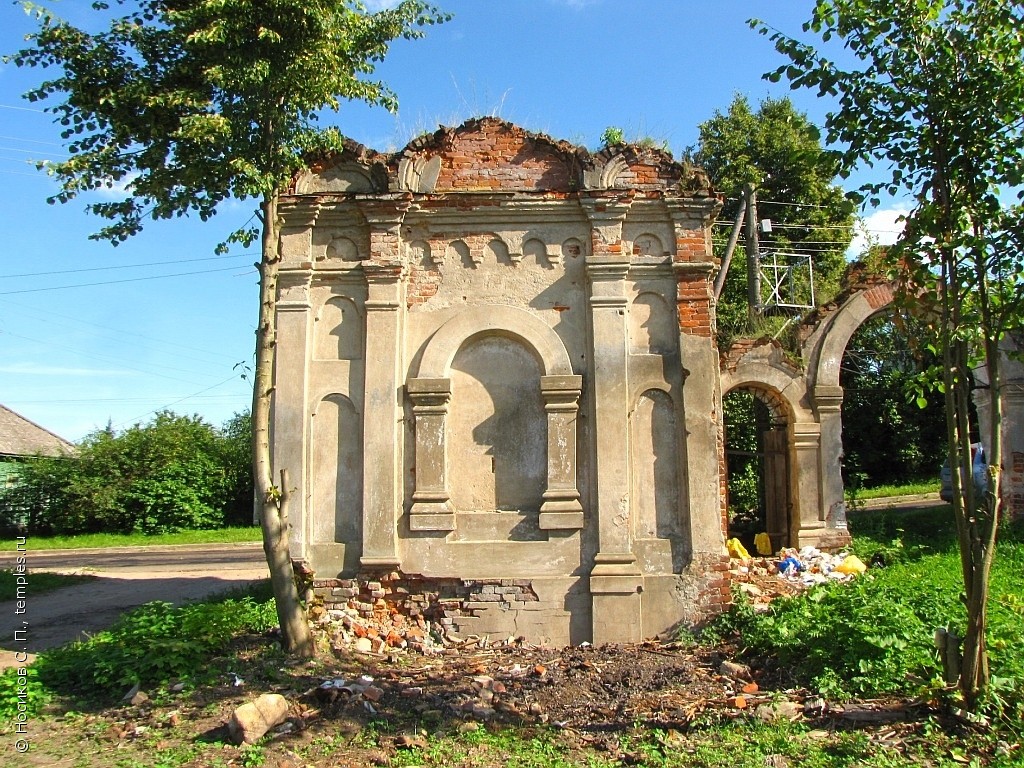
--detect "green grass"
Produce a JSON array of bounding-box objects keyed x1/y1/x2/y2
[
  {"x1": 0, "y1": 526, "x2": 261, "y2": 551},
  {"x1": 711, "y1": 505, "x2": 1024, "y2": 719},
  {"x1": 353, "y1": 719, "x2": 991, "y2": 767},
  {"x1": 852, "y1": 479, "x2": 940, "y2": 499},
  {"x1": 0, "y1": 569, "x2": 97, "y2": 600}
]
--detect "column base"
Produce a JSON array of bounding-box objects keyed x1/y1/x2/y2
[
  {"x1": 409, "y1": 498, "x2": 456, "y2": 531},
  {"x1": 590, "y1": 572, "x2": 644, "y2": 644},
  {"x1": 539, "y1": 496, "x2": 584, "y2": 530}
]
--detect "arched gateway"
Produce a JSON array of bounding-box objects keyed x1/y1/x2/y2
[{"x1": 721, "y1": 280, "x2": 898, "y2": 551}]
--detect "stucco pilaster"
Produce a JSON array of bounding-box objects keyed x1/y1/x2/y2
[
  {"x1": 583, "y1": 196, "x2": 642, "y2": 643},
  {"x1": 813, "y1": 385, "x2": 845, "y2": 528},
  {"x1": 585, "y1": 260, "x2": 635, "y2": 571},
  {"x1": 792, "y1": 421, "x2": 825, "y2": 535},
  {"x1": 274, "y1": 270, "x2": 313, "y2": 560},
  {"x1": 539, "y1": 374, "x2": 584, "y2": 530},
  {"x1": 407, "y1": 377, "x2": 456, "y2": 531},
  {"x1": 360, "y1": 261, "x2": 406, "y2": 569},
  {"x1": 673, "y1": 262, "x2": 723, "y2": 554}
]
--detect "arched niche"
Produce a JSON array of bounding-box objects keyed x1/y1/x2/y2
[
  {"x1": 630, "y1": 292, "x2": 676, "y2": 355},
  {"x1": 326, "y1": 236, "x2": 362, "y2": 262},
  {"x1": 407, "y1": 305, "x2": 582, "y2": 533},
  {"x1": 314, "y1": 296, "x2": 362, "y2": 360},
  {"x1": 407, "y1": 239, "x2": 436, "y2": 267},
  {"x1": 447, "y1": 239, "x2": 473, "y2": 268},
  {"x1": 631, "y1": 388, "x2": 680, "y2": 540},
  {"x1": 310, "y1": 394, "x2": 362, "y2": 545},
  {"x1": 632, "y1": 232, "x2": 666, "y2": 259},
  {"x1": 449, "y1": 336, "x2": 546, "y2": 519},
  {"x1": 485, "y1": 238, "x2": 513, "y2": 266},
  {"x1": 523, "y1": 237, "x2": 551, "y2": 269}
]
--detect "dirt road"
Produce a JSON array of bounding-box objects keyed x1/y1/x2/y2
[{"x1": 0, "y1": 542, "x2": 268, "y2": 668}]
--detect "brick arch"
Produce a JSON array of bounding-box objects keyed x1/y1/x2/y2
[
  {"x1": 721, "y1": 352, "x2": 810, "y2": 426},
  {"x1": 808, "y1": 282, "x2": 896, "y2": 391},
  {"x1": 722, "y1": 379, "x2": 793, "y2": 426},
  {"x1": 417, "y1": 305, "x2": 574, "y2": 379}
]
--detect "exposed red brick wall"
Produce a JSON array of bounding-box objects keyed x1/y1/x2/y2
[
  {"x1": 312, "y1": 573, "x2": 540, "y2": 651},
  {"x1": 616, "y1": 162, "x2": 681, "y2": 190},
  {"x1": 676, "y1": 273, "x2": 712, "y2": 336},
  {"x1": 692, "y1": 553, "x2": 733, "y2": 619},
  {"x1": 674, "y1": 232, "x2": 709, "y2": 263},
  {"x1": 431, "y1": 120, "x2": 576, "y2": 192},
  {"x1": 1007, "y1": 451, "x2": 1024, "y2": 519}
]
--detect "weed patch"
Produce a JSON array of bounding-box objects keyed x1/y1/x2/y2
[{"x1": 28, "y1": 589, "x2": 276, "y2": 710}]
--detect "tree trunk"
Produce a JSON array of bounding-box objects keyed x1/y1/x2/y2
[{"x1": 253, "y1": 192, "x2": 314, "y2": 657}]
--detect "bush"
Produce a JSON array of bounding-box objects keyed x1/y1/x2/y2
[
  {"x1": 0, "y1": 410, "x2": 254, "y2": 536},
  {"x1": 35, "y1": 594, "x2": 277, "y2": 697}
]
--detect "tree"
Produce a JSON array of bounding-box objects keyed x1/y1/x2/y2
[
  {"x1": 0, "y1": 411, "x2": 241, "y2": 535},
  {"x1": 687, "y1": 95, "x2": 854, "y2": 343},
  {"x1": 753, "y1": 0, "x2": 1024, "y2": 709},
  {"x1": 8, "y1": 0, "x2": 447, "y2": 656},
  {"x1": 220, "y1": 410, "x2": 255, "y2": 527}
]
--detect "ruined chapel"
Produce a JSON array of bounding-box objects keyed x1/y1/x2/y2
[{"x1": 271, "y1": 118, "x2": 852, "y2": 645}]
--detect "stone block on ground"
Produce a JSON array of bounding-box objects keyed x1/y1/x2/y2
[{"x1": 228, "y1": 693, "x2": 290, "y2": 745}]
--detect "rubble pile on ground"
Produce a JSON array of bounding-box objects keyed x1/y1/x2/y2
[
  {"x1": 309, "y1": 597, "x2": 530, "y2": 658},
  {"x1": 728, "y1": 543, "x2": 868, "y2": 611}
]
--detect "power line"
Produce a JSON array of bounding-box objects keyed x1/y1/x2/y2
[
  {"x1": 758, "y1": 198, "x2": 847, "y2": 210},
  {"x1": 1, "y1": 253, "x2": 254, "y2": 279},
  {"x1": 0, "y1": 134, "x2": 64, "y2": 147},
  {"x1": 0, "y1": 104, "x2": 47, "y2": 114},
  {"x1": 1, "y1": 329, "x2": 234, "y2": 387},
  {"x1": 112, "y1": 372, "x2": 251, "y2": 431},
  {"x1": 0, "y1": 264, "x2": 256, "y2": 295},
  {"x1": 7, "y1": 395, "x2": 246, "y2": 405},
  {"x1": 0, "y1": 296, "x2": 250, "y2": 365}
]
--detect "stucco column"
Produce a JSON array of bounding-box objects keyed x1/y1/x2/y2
[
  {"x1": 586, "y1": 260, "x2": 635, "y2": 569},
  {"x1": 539, "y1": 374, "x2": 584, "y2": 530},
  {"x1": 274, "y1": 270, "x2": 313, "y2": 560},
  {"x1": 813, "y1": 385, "x2": 845, "y2": 528},
  {"x1": 360, "y1": 260, "x2": 406, "y2": 569},
  {"x1": 407, "y1": 377, "x2": 457, "y2": 531},
  {"x1": 672, "y1": 261, "x2": 724, "y2": 554},
  {"x1": 792, "y1": 422, "x2": 826, "y2": 544},
  {"x1": 583, "y1": 195, "x2": 642, "y2": 645}
]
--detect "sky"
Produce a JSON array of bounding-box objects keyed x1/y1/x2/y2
[{"x1": 0, "y1": 0, "x2": 908, "y2": 443}]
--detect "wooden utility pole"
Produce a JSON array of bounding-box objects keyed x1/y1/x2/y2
[
  {"x1": 744, "y1": 182, "x2": 761, "y2": 322},
  {"x1": 713, "y1": 189, "x2": 747, "y2": 301}
]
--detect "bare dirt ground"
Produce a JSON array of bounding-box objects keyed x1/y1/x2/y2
[{"x1": 5, "y1": 631, "x2": 942, "y2": 768}]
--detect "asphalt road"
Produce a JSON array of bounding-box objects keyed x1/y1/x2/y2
[{"x1": 0, "y1": 542, "x2": 269, "y2": 667}]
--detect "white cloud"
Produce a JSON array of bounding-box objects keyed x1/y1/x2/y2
[{"x1": 848, "y1": 207, "x2": 909, "y2": 257}]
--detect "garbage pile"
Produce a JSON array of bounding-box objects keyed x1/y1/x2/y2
[{"x1": 726, "y1": 537, "x2": 868, "y2": 610}]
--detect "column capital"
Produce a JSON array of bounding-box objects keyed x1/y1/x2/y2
[
  {"x1": 277, "y1": 199, "x2": 322, "y2": 228},
  {"x1": 355, "y1": 197, "x2": 412, "y2": 229},
  {"x1": 813, "y1": 385, "x2": 844, "y2": 414}
]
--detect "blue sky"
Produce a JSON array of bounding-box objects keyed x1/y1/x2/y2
[{"x1": 0, "y1": 0, "x2": 906, "y2": 443}]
